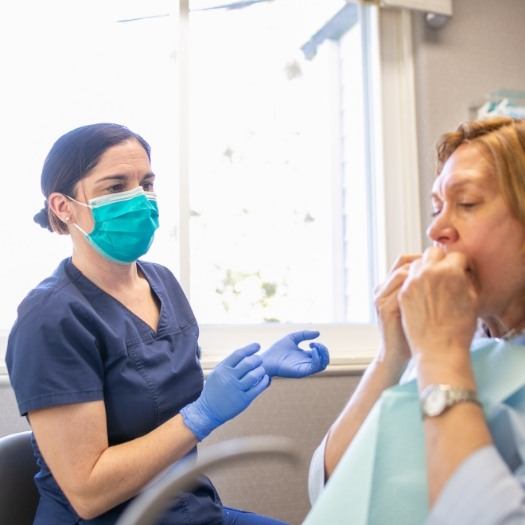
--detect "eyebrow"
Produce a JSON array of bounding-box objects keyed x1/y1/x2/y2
[
  {"x1": 94, "y1": 172, "x2": 156, "y2": 186},
  {"x1": 431, "y1": 179, "x2": 480, "y2": 199}
]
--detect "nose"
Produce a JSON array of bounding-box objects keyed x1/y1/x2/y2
[{"x1": 426, "y1": 210, "x2": 459, "y2": 246}]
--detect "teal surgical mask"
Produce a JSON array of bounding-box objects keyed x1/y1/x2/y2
[{"x1": 67, "y1": 186, "x2": 159, "y2": 264}]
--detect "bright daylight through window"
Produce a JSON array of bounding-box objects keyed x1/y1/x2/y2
[
  {"x1": 188, "y1": 0, "x2": 374, "y2": 325},
  {"x1": 1, "y1": 0, "x2": 420, "y2": 367}
]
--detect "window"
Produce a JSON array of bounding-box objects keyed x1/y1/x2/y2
[
  {"x1": 188, "y1": 1, "x2": 373, "y2": 324},
  {"x1": 0, "y1": 0, "x2": 421, "y2": 372}
]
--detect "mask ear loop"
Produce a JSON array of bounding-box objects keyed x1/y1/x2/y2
[
  {"x1": 65, "y1": 194, "x2": 92, "y2": 208},
  {"x1": 64, "y1": 194, "x2": 91, "y2": 236}
]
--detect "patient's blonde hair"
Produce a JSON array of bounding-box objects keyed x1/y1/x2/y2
[{"x1": 436, "y1": 116, "x2": 525, "y2": 227}]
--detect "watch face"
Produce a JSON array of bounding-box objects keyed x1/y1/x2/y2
[{"x1": 424, "y1": 388, "x2": 447, "y2": 417}]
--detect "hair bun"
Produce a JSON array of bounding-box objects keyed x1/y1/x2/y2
[{"x1": 33, "y1": 206, "x2": 53, "y2": 232}]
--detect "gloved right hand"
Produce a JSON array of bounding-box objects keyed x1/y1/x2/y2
[{"x1": 180, "y1": 343, "x2": 270, "y2": 441}]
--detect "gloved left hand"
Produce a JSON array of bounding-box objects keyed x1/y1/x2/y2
[
  {"x1": 261, "y1": 330, "x2": 330, "y2": 378},
  {"x1": 180, "y1": 343, "x2": 270, "y2": 441}
]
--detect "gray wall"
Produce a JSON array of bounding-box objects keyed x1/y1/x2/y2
[
  {"x1": 0, "y1": 373, "x2": 360, "y2": 525},
  {"x1": 412, "y1": 0, "x2": 525, "y2": 247},
  {"x1": 0, "y1": 380, "x2": 29, "y2": 435}
]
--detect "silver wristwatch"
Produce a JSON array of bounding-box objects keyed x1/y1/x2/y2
[{"x1": 420, "y1": 384, "x2": 481, "y2": 418}]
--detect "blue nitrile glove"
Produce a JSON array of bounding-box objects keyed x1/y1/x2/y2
[
  {"x1": 180, "y1": 343, "x2": 270, "y2": 441},
  {"x1": 260, "y1": 330, "x2": 330, "y2": 378}
]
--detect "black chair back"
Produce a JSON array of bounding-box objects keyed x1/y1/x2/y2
[{"x1": 0, "y1": 431, "x2": 39, "y2": 525}]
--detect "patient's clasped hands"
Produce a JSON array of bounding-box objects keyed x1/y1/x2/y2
[
  {"x1": 398, "y1": 247, "x2": 479, "y2": 360},
  {"x1": 374, "y1": 247, "x2": 479, "y2": 375}
]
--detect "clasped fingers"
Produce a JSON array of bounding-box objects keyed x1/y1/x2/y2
[
  {"x1": 398, "y1": 248, "x2": 478, "y2": 355},
  {"x1": 374, "y1": 253, "x2": 421, "y2": 304}
]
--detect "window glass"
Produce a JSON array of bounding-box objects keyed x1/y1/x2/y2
[{"x1": 188, "y1": 0, "x2": 373, "y2": 324}]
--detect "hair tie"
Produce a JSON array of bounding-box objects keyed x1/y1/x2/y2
[{"x1": 33, "y1": 201, "x2": 53, "y2": 231}]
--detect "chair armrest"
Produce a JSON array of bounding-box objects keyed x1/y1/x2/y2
[{"x1": 116, "y1": 435, "x2": 299, "y2": 525}]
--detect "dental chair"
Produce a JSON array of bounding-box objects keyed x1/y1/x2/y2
[
  {"x1": 0, "y1": 430, "x2": 39, "y2": 525},
  {"x1": 116, "y1": 435, "x2": 298, "y2": 525}
]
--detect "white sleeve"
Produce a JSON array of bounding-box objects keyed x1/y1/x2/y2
[
  {"x1": 426, "y1": 445, "x2": 525, "y2": 525},
  {"x1": 308, "y1": 433, "x2": 329, "y2": 505},
  {"x1": 307, "y1": 361, "x2": 415, "y2": 506}
]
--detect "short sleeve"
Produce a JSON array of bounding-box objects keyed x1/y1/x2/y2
[
  {"x1": 6, "y1": 289, "x2": 104, "y2": 416},
  {"x1": 308, "y1": 433, "x2": 329, "y2": 504}
]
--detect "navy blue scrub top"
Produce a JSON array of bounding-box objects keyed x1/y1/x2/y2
[{"x1": 6, "y1": 258, "x2": 224, "y2": 525}]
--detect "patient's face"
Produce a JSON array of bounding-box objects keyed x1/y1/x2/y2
[{"x1": 426, "y1": 143, "x2": 525, "y2": 322}]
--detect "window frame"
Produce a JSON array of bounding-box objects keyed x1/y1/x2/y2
[{"x1": 0, "y1": 4, "x2": 422, "y2": 376}]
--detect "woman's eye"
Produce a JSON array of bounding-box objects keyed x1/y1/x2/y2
[
  {"x1": 108, "y1": 184, "x2": 125, "y2": 193},
  {"x1": 459, "y1": 202, "x2": 477, "y2": 210},
  {"x1": 142, "y1": 182, "x2": 154, "y2": 191}
]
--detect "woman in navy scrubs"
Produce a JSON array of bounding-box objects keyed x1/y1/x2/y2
[{"x1": 6, "y1": 123, "x2": 329, "y2": 525}]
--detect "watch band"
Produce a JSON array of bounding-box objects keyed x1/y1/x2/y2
[
  {"x1": 421, "y1": 384, "x2": 481, "y2": 418},
  {"x1": 446, "y1": 386, "x2": 480, "y2": 405}
]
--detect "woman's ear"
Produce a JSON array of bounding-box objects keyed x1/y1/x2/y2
[{"x1": 48, "y1": 192, "x2": 74, "y2": 225}]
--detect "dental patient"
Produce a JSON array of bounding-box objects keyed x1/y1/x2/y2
[{"x1": 307, "y1": 116, "x2": 525, "y2": 525}]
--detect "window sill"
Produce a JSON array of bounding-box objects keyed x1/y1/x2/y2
[
  {"x1": 201, "y1": 354, "x2": 370, "y2": 376},
  {"x1": 0, "y1": 357, "x2": 369, "y2": 386},
  {"x1": 0, "y1": 367, "x2": 9, "y2": 385}
]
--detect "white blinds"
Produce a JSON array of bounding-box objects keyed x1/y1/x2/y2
[{"x1": 348, "y1": 0, "x2": 452, "y2": 15}]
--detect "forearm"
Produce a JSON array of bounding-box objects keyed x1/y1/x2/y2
[
  {"x1": 324, "y1": 353, "x2": 406, "y2": 478},
  {"x1": 416, "y1": 352, "x2": 492, "y2": 505},
  {"x1": 424, "y1": 403, "x2": 491, "y2": 504},
  {"x1": 56, "y1": 415, "x2": 197, "y2": 520}
]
